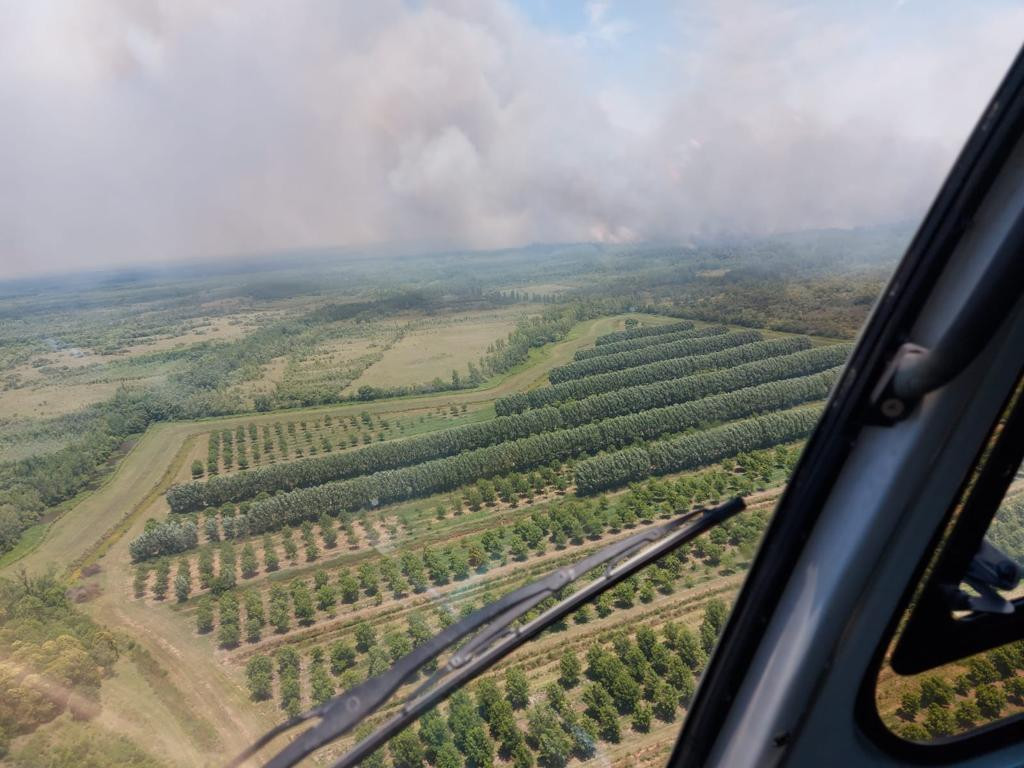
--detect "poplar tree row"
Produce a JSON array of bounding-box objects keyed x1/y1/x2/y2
[
  {"x1": 241, "y1": 373, "x2": 834, "y2": 533},
  {"x1": 555, "y1": 344, "x2": 849, "y2": 426},
  {"x1": 496, "y1": 336, "x2": 812, "y2": 415},
  {"x1": 573, "y1": 325, "x2": 726, "y2": 361},
  {"x1": 574, "y1": 405, "x2": 822, "y2": 494},
  {"x1": 548, "y1": 330, "x2": 762, "y2": 384},
  {"x1": 595, "y1": 320, "x2": 696, "y2": 346},
  {"x1": 165, "y1": 343, "x2": 844, "y2": 513}
]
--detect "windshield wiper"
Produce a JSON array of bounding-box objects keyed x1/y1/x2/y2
[{"x1": 230, "y1": 496, "x2": 745, "y2": 768}]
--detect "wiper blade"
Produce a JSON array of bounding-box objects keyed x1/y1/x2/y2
[{"x1": 231, "y1": 497, "x2": 745, "y2": 768}]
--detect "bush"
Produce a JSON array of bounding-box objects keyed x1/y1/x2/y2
[
  {"x1": 924, "y1": 704, "x2": 956, "y2": 737},
  {"x1": 975, "y1": 684, "x2": 1007, "y2": 718},
  {"x1": 898, "y1": 690, "x2": 920, "y2": 721},
  {"x1": 919, "y1": 676, "x2": 954, "y2": 708},
  {"x1": 899, "y1": 722, "x2": 930, "y2": 741},
  {"x1": 246, "y1": 655, "x2": 273, "y2": 700}
]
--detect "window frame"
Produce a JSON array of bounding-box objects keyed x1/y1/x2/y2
[{"x1": 856, "y1": 367, "x2": 1024, "y2": 761}]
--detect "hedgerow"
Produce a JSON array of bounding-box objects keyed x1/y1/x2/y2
[
  {"x1": 573, "y1": 326, "x2": 727, "y2": 361},
  {"x1": 595, "y1": 320, "x2": 696, "y2": 346}
]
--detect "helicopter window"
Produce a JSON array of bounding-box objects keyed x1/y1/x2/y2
[{"x1": 872, "y1": 375, "x2": 1024, "y2": 744}]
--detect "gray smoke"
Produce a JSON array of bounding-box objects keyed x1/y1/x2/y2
[{"x1": 0, "y1": 0, "x2": 1021, "y2": 276}]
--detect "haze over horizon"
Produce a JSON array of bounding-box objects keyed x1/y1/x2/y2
[{"x1": 1, "y1": 0, "x2": 1022, "y2": 279}]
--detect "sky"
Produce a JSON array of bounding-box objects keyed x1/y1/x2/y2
[{"x1": 0, "y1": 0, "x2": 1022, "y2": 278}]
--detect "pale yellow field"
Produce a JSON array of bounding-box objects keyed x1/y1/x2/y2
[
  {"x1": 117, "y1": 311, "x2": 267, "y2": 356},
  {"x1": 4, "y1": 349, "x2": 112, "y2": 386},
  {"x1": 229, "y1": 355, "x2": 291, "y2": 401},
  {"x1": 348, "y1": 308, "x2": 531, "y2": 389},
  {"x1": 285, "y1": 336, "x2": 382, "y2": 379},
  {"x1": 520, "y1": 282, "x2": 577, "y2": 295},
  {"x1": 0, "y1": 378, "x2": 158, "y2": 420}
]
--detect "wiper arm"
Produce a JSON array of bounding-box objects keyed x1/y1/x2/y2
[{"x1": 231, "y1": 496, "x2": 745, "y2": 768}]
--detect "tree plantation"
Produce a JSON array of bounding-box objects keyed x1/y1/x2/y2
[
  {"x1": 495, "y1": 336, "x2": 813, "y2": 414},
  {"x1": 572, "y1": 325, "x2": 724, "y2": 361},
  {"x1": 547, "y1": 330, "x2": 763, "y2": 384},
  {"x1": 4, "y1": 242, "x2": 900, "y2": 768},
  {"x1": 163, "y1": 343, "x2": 849, "y2": 515}
]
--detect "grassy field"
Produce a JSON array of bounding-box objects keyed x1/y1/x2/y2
[
  {"x1": 348, "y1": 307, "x2": 534, "y2": 391},
  {"x1": 0, "y1": 377, "x2": 161, "y2": 420}
]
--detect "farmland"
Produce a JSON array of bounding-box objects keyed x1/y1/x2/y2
[
  {"x1": 113, "y1": 317, "x2": 834, "y2": 768},
  {"x1": 0, "y1": 238, "x2": 902, "y2": 767}
]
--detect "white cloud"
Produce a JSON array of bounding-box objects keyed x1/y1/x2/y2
[{"x1": 0, "y1": 0, "x2": 1020, "y2": 276}]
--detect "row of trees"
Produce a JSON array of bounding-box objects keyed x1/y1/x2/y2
[
  {"x1": 594, "y1": 319, "x2": 695, "y2": 346},
  {"x1": 191, "y1": 466, "x2": 775, "y2": 640},
  {"x1": 573, "y1": 325, "x2": 725, "y2": 361},
  {"x1": 495, "y1": 336, "x2": 812, "y2": 415},
  {"x1": 554, "y1": 345, "x2": 849, "y2": 427},
  {"x1": 167, "y1": 407, "x2": 568, "y2": 513},
  {"x1": 574, "y1": 405, "x2": 822, "y2": 494},
  {"x1": 165, "y1": 344, "x2": 844, "y2": 513},
  {"x1": 128, "y1": 519, "x2": 198, "y2": 562},
  {"x1": 134, "y1": 505, "x2": 359, "y2": 569},
  {"x1": 240, "y1": 372, "x2": 834, "y2": 534},
  {"x1": 894, "y1": 646, "x2": 1024, "y2": 739},
  {"x1": 481, "y1": 304, "x2": 606, "y2": 376},
  {"x1": 548, "y1": 330, "x2": 762, "y2": 384}
]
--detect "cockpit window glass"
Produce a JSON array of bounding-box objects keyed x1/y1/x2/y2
[{"x1": 874, "y1": 377, "x2": 1024, "y2": 742}]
